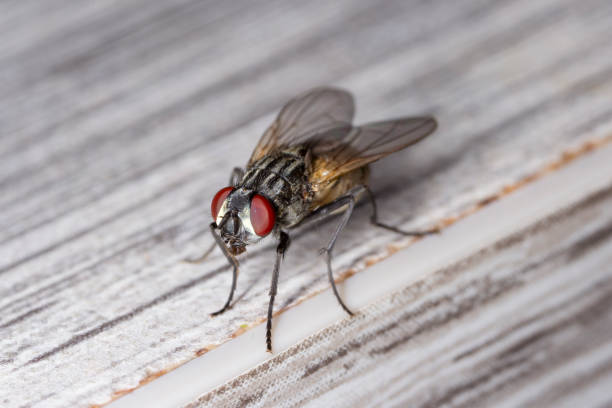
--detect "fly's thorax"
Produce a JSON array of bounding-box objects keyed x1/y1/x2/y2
[{"x1": 240, "y1": 149, "x2": 312, "y2": 227}]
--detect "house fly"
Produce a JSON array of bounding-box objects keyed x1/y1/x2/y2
[{"x1": 188, "y1": 87, "x2": 438, "y2": 352}]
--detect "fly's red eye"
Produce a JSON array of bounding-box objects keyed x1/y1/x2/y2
[
  {"x1": 211, "y1": 187, "x2": 234, "y2": 220},
  {"x1": 250, "y1": 194, "x2": 275, "y2": 236}
]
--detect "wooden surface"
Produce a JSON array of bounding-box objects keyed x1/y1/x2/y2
[
  {"x1": 2, "y1": 1, "x2": 612, "y2": 407},
  {"x1": 187, "y1": 146, "x2": 612, "y2": 408}
]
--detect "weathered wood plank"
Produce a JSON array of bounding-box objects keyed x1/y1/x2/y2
[
  {"x1": 185, "y1": 160, "x2": 612, "y2": 408},
  {"x1": 1, "y1": 0, "x2": 612, "y2": 406},
  {"x1": 113, "y1": 141, "x2": 612, "y2": 408}
]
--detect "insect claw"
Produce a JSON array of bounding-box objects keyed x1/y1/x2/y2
[
  {"x1": 415, "y1": 226, "x2": 441, "y2": 236},
  {"x1": 210, "y1": 305, "x2": 231, "y2": 317},
  {"x1": 318, "y1": 247, "x2": 328, "y2": 256},
  {"x1": 426, "y1": 226, "x2": 442, "y2": 235}
]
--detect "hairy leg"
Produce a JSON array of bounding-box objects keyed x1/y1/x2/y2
[
  {"x1": 206, "y1": 220, "x2": 240, "y2": 316},
  {"x1": 266, "y1": 231, "x2": 290, "y2": 352},
  {"x1": 304, "y1": 185, "x2": 439, "y2": 315}
]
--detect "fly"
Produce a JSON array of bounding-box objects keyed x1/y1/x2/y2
[{"x1": 188, "y1": 87, "x2": 438, "y2": 352}]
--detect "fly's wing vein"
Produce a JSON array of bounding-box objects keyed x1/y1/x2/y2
[
  {"x1": 309, "y1": 116, "x2": 437, "y2": 185},
  {"x1": 247, "y1": 87, "x2": 355, "y2": 166}
]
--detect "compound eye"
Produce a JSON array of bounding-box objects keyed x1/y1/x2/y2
[
  {"x1": 250, "y1": 194, "x2": 275, "y2": 236},
  {"x1": 211, "y1": 187, "x2": 234, "y2": 220}
]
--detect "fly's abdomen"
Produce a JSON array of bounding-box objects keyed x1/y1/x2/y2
[{"x1": 240, "y1": 150, "x2": 311, "y2": 227}]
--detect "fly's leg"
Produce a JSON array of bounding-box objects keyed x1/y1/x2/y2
[
  {"x1": 306, "y1": 191, "x2": 361, "y2": 316},
  {"x1": 266, "y1": 231, "x2": 290, "y2": 352},
  {"x1": 305, "y1": 185, "x2": 439, "y2": 316},
  {"x1": 184, "y1": 167, "x2": 245, "y2": 263},
  {"x1": 205, "y1": 221, "x2": 240, "y2": 316},
  {"x1": 362, "y1": 185, "x2": 440, "y2": 236}
]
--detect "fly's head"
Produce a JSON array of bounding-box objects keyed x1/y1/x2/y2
[{"x1": 211, "y1": 186, "x2": 276, "y2": 255}]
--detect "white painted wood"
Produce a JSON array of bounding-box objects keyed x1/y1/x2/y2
[{"x1": 1, "y1": 0, "x2": 612, "y2": 407}]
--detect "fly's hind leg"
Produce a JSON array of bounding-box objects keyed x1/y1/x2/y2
[
  {"x1": 305, "y1": 188, "x2": 363, "y2": 316},
  {"x1": 305, "y1": 185, "x2": 439, "y2": 316},
  {"x1": 184, "y1": 167, "x2": 245, "y2": 264}
]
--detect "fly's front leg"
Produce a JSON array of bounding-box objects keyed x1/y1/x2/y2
[
  {"x1": 206, "y1": 221, "x2": 240, "y2": 316},
  {"x1": 266, "y1": 231, "x2": 290, "y2": 352},
  {"x1": 362, "y1": 186, "x2": 440, "y2": 236}
]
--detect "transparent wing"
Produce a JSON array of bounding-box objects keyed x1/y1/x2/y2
[
  {"x1": 248, "y1": 87, "x2": 355, "y2": 165},
  {"x1": 310, "y1": 117, "x2": 437, "y2": 184}
]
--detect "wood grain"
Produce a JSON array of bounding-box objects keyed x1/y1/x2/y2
[
  {"x1": 1, "y1": 0, "x2": 612, "y2": 406},
  {"x1": 188, "y1": 177, "x2": 612, "y2": 408}
]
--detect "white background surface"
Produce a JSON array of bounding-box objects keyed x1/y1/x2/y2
[{"x1": 2, "y1": 1, "x2": 612, "y2": 406}]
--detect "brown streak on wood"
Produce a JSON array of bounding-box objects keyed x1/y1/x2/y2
[
  {"x1": 90, "y1": 367, "x2": 172, "y2": 408},
  {"x1": 413, "y1": 135, "x2": 611, "y2": 242}
]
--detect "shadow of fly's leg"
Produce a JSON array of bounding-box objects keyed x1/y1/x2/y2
[
  {"x1": 206, "y1": 220, "x2": 240, "y2": 316},
  {"x1": 305, "y1": 185, "x2": 439, "y2": 316},
  {"x1": 266, "y1": 231, "x2": 290, "y2": 352},
  {"x1": 184, "y1": 167, "x2": 245, "y2": 264}
]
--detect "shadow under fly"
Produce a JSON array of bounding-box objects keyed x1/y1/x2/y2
[{"x1": 187, "y1": 87, "x2": 439, "y2": 352}]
